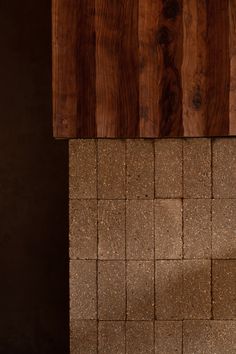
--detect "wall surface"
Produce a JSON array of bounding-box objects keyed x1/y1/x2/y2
[
  {"x1": 69, "y1": 138, "x2": 236, "y2": 353},
  {"x1": 0, "y1": 2, "x2": 69, "y2": 353}
]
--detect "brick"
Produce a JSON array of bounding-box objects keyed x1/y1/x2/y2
[
  {"x1": 127, "y1": 261, "x2": 154, "y2": 320},
  {"x1": 183, "y1": 320, "x2": 212, "y2": 354},
  {"x1": 69, "y1": 140, "x2": 97, "y2": 199},
  {"x1": 126, "y1": 139, "x2": 154, "y2": 199},
  {"x1": 155, "y1": 199, "x2": 182, "y2": 259},
  {"x1": 183, "y1": 260, "x2": 211, "y2": 319},
  {"x1": 126, "y1": 200, "x2": 154, "y2": 260},
  {"x1": 69, "y1": 200, "x2": 97, "y2": 260},
  {"x1": 70, "y1": 261, "x2": 97, "y2": 320},
  {"x1": 213, "y1": 138, "x2": 236, "y2": 198},
  {"x1": 183, "y1": 199, "x2": 211, "y2": 259},
  {"x1": 126, "y1": 321, "x2": 154, "y2": 354},
  {"x1": 70, "y1": 320, "x2": 97, "y2": 354},
  {"x1": 155, "y1": 321, "x2": 182, "y2": 354},
  {"x1": 155, "y1": 139, "x2": 182, "y2": 198},
  {"x1": 98, "y1": 321, "x2": 125, "y2": 354},
  {"x1": 212, "y1": 200, "x2": 236, "y2": 259},
  {"x1": 98, "y1": 261, "x2": 126, "y2": 320},
  {"x1": 98, "y1": 140, "x2": 125, "y2": 199},
  {"x1": 155, "y1": 261, "x2": 183, "y2": 320},
  {"x1": 213, "y1": 260, "x2": 236, "y2": 319},
  {"x1": 98, "y1": 200, "x2": 125, "y2": 260},
  {"x1": 183, "y1": 139, "x2": 211, "y2": 198},
  {"x1": 212, "y1": 321, "x2": 236, "y2": 353}
]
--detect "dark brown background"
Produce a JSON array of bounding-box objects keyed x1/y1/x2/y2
[{"x1": 0, "y1": 1, "x2": 69, "y2": 353}]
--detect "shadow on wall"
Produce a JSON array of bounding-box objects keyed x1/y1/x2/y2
[{"x1": 0, "y1": 1, "x2": 69, "y2": 353}]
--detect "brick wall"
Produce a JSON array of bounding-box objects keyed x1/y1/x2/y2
[{"x1": 69, "y1": 138, "x2": 236, "y2": 353}]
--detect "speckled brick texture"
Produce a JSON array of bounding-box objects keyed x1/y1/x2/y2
[{"x1": 69, "y1": 138, "x2": 236, "y2": 353}]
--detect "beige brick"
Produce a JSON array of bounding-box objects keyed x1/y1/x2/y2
[
  {"x1": 70, "y1": 261, "x2": 97, "y2": 320},
  {"x1": 69, "y1": 140, "x2": 97, "y2": 199},
  {"x1": 126, "y1": 321, "x2": 154, "y2": 354},
  {"x1": 98, "y1": 261, "x2": 126, "y2": 320},
  {"x1": 126, "y1": 139, "x2": 154, "y2": 199},
  {"x1": 70, "y1": 320, "x2": 97, "y2": 354},
  {"x1": 212, "y1": 321, "x2": 236, "y2": 353},
  {"x1": 155, "y1": 139, "x2": 182, "y2": 198},
  {"x1": 126, "y1": 200, "x2": 154, "y2": 260},
  {"x1": 183, "y1": 320, "x2": 212, "y2": 354},
  {"x1": 155, "y1": 261, "x2": 183, "y2": 320},
  {"x1": 183, "y1": 139, "x2": 211, "y2": 198},
  {"x1": 155, "y1": 321, "x2": 182, "y2": 354},
  {"x1": 98, "y1": 200, "x2": 125, "y2": 260},
  {"x1": 98, "y1": 140, "x2": 125, "y2": 199},
  {"x1": 69, "y1": 200, "x2": 97, "y2": 260},
  {"x1": 213, "y1": 260, "x2": 236, "y2": 319},
  {"x1": 155, "y1": 199, "x2": 182, "y2": 259},
  {"x1": 213, "y1": 138, "x2": 236, "y2": 198},
  {"x1": 183, "y1": 260, "x2": 211, "y2": 319},
  {"x1": 98, "y1": 321, "x2": 125, "y2": 354},
  {"x1": 212, "y1": 200, "x2": 236, "y2": 259},
  {"x1": 127, "y1": 261, "x2": 154, "y2": 320},
  {"x1": 183, "y1": 199, "x2": 211, "y2": 259}
]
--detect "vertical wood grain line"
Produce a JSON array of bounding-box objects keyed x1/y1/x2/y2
[
  {"x1": 182, "y1": 0, "x2": 207, "y2": 136},
  {"x1": 52, "y1": 0, "x2": 77, "y2": 138},
  {"x1": 138, "y1": 0, "x2": 161, "y2": 137},
  {"x1": 229, "y1": 0, "x2": 236, "y2": 135},
  {"x1": 157, "y1": 0, "x2": 184, "y2": 137},
  {"x1": 206, "y1": 0, "x2": 230, "y2": 136},
  {"x1": 77, "y1": 0, "x2": 96, "y2": 137}
]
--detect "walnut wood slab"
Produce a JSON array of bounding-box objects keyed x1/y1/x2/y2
[{"x1": 52, "y1": 0, "x2": 236, "y2": 138}]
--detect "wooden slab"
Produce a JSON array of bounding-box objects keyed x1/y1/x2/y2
[{"x1": 52, "y1": 0, "x2": 235, "y2": 138}]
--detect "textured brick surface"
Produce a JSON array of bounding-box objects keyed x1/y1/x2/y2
[
  {"x1": 70, "y1": 260, "x2": 97, "y2": 320},
  {"x1": 213, "y1": 138, "x2": 236, "y2": 198},
  {"x1": 98, "y1": 200, "x2": 125, "y2": 260},
  {"x1": 126, "y1": 139, "x2": 154, "y2": 199},
  {"x1": 69, "y1": 200, "x2": 97, "y2": 260},
  {"x1": 69, "y1": 140, "x2": 97, "y2": 199},
  {"x1": 212, "y1": 199, "x2": 236, "y2": 259},
  {"x1": 155, "y1": 199, "x2": 182, "y2": 259},
  {"x1": 70, "y1": 320, "x2": 97, "y2": 354},
  {"x1": 126, "y1": 321, "x2": 154, "y2": 354},
  {"x1": 183, "y1": 199, "x2": 211, "y2": 259},
  {"x1": 155, "y1": 321, "x2": 182, "y2": 354},
  {"x1": 212, "y1": 321, "x2": 236, "y2": 353},
  {"x1": 98, "y1": 261, "x2": 126, "y2": 320},
  {"x1": 127, "y1": 261, "x2": 154, "y2": 320},
  {"x1": 213, "y1": 260, "x2": 236, "y2": 319},
  {"x1": 183, "y1": 320, "x2": 212, "y2": 354},
  {"x1": 155, "y1": 139, "x2": 182, "y2": 198},
  {"x1": 98, "y1": 140, "x2": 126, "y2": 199},
  {"x1": 183, "y1": 139, "x2": 211, "y2": 198},
  {"x1": 98, "y1": 321, "x2": 125, "y2": 354},
  {"x1": 126, "y1": 200, "x2": 154, "y2": 259}
]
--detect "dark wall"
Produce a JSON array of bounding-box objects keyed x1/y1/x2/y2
[{"x1": 0, "y1": 1, "x2": 69, "y2": 353}]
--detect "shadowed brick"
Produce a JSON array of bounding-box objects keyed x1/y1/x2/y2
[
  {"x1": 155, "y1": 139, "x2": 182, "y2": 198},
  {"x1": 126, "y1": 139, "x2": 154, "y2": 199},
  {"x1": 98, "y1": 200, "x2": 125, "y2": 260},
  {"x1": 127, "y1": 261, "x2": 154, "y2": 320},
  {"x1": 155, "y1": 199, "x2": 182, "y2": 259},
  {"x1": 183, "y1": 139, "x2": 211, "y2": 198},
  {"x1": 98, "y1": 261, "x2": 126, "y2": 320},
  {"x1": 98, "y1": 140, "x2": 125, "y2": 199}
]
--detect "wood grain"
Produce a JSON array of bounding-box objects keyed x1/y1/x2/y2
[
  {"x1": 182, "y1": 0, "x2": 207, "y2": 136},
  {"x1": 206, "y1": 0, "x2": 230, "y2": 136},
  {"x1": 77, "y1": 1, "x2": 96, "y2": 137},
  {"x1": 96, "y1": 0, "x2": 139, "y2": 137},
  {"x1": 157, "y1": 0, "x2": 183, "y2": 137},
  {"x1": 138, "y1": 0, "x2": 160, "y2": 137},
  {"x1": 230, "y1": 0, "x2": 236, "y2": 134},
  {"x1": 52, "y1": 0, "x2": 77, "y2": 138}
]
